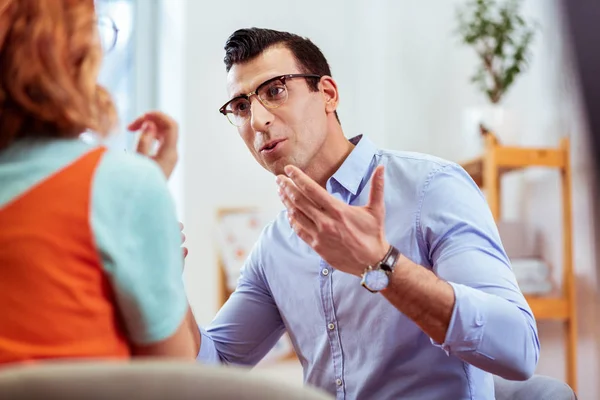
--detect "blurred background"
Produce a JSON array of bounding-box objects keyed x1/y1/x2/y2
[{"x1": 97, "y1": 0, "x2": 598, "y2": 398}]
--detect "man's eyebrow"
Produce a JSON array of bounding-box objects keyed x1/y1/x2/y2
[
  {"x1": 230, "y1": 75, "x2": 281, "y2": 99},
  {"x1": 229, "y1": 82, "x2": 253, "y2": 100},
  {"x1": 226, "y1": 82, "x2": 244, "y2": 100},
  {"x1": 230, "y1": 87, "x2": 250, "y2": 99},
  {"x1": 226, "y1": 86, "x2": 244, "y2": 99}
]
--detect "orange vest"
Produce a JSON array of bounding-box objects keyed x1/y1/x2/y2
[{"x1": 0, "y1": 147, "x2": 131, "y2": 364}]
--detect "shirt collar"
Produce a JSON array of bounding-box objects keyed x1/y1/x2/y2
[{"x1": 328, "y1": 134, "x2": 377, "y2": 196}]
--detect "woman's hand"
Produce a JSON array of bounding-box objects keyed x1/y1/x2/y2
[{"x1": 129, "y1": 111, "x2": 179, "y2": 178}]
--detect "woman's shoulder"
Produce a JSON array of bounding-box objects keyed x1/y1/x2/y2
[
  {"x1": 0, "y1": 137, "x2": 99, "y2": 207},
  {"x1": 94, "y1": 146, "x2": 171, "y2": 211},
  {"x1": 98, "y1": 147, "x2": 167, "y2": 186}
]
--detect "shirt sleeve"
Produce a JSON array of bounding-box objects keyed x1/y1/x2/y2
[
  {"x1": 419, "y1": 163, "x2": 540, "y2": 380},
  {"x1": 197, "y1": 234, "x2": 286, "y2": 366},
  {"x1": 92, "y1": 153, "x2": 188, "y2": 345}
]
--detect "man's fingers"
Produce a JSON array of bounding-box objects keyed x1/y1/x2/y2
[
  {"x1": 277, "y1": 175, "x2": 323, "y2": 222},
  {"x1": 283, "y1": 165, "x2": 339, "y2": 214},
  {"x1": 288, "y1": 213, "x2": 315, "y2": 247},
  {"x1": 279, "y1": 189, "x2": 317, "y2": 233},
  {"x1": 289, "y1": 208, "x2": 316, "y2": 234}
]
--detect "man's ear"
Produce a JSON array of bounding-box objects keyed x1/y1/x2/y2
[{"x1": 320, "y1": 76, "x2": 339, "y2": 114}]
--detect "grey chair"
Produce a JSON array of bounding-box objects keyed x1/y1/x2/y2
[
  {"x1": 494, "y1": 374, "x2": 577, "y2": 400},
  {"x1": 0, "y1": 360, "x2": 333, "y2": 400}
]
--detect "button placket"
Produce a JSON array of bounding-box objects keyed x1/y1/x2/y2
[{"x1": 318, "y1": 259, "x2": 345, "y2": 398}]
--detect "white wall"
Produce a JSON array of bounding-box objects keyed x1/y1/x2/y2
[{"x1": 156, "y1": 0, "x2": 599, "y2": 397}]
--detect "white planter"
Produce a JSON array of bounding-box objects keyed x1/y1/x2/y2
[{"x1": 459, "y1": 104, "x2": 520, "y2": 160}]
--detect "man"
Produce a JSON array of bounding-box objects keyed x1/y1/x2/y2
[{"x1": 199, "y1": 28, "x2": 539, "y2": 399}]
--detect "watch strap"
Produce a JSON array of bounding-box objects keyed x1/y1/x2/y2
[{"x1": 378, "y1": 245, "x2": 400, "y2": 273}]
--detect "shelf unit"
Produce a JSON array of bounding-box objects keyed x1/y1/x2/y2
[{"x1": 460, "y1": 132, "x2": 577, "y2": 392}]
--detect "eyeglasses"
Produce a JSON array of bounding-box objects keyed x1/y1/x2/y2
[
  {"x1": 97, "y1": 15, "x2": 119, "y2": 53},
  {"x1": 219, "y1": 73, "x2": 321, "y2": 127}
]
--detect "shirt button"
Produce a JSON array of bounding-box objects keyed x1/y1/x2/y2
[
  {"x1": 336, "y1": 379, "x2": 343, "y2": 386},
  {"x1": 321, "y1": 268, "x2": 329, "y2": 276},
  {"x1": 327, "y1": 323, "x2": 335, "y2": 330}
]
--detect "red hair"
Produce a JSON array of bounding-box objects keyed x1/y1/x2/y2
[{"x1": 0, "y1": 0, "x2": 117, "y2": 150}]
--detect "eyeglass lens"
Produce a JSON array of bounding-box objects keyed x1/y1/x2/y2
[{"x1": 225, "y1": 78, "x2": 289, "y2": 126}]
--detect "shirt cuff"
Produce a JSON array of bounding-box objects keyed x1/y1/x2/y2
[
  {"x1": 197, "y1": 327, "x2": 222, "y2": 364},
  {"x1": 430, "y1": 282, "x2": 486, "y2": 355}
]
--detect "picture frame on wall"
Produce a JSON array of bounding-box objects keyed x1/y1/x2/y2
[{"x1": 215, "y1": 207, "x2": 297, "y2": 365}]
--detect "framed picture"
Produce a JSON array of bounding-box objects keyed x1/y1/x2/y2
[{"x1": 215, "y1": 207, "x2": 296, "y2": 365}]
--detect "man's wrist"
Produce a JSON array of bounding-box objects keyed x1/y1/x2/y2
[
  {"x1": 360, "y1": 243, "x2": 401, "y2": 293},
  {"x1": 369, "y1": 239, "x2": 390, "y2": 268},
  {"x1": 353, "y1": 239, "x2": 390, "y2": 278},
  {"x1": 386, "y1": 253, "x2": 410, "y2": 287}
]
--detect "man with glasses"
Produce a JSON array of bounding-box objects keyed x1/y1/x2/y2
[{"x1": 197, "y1": 28, "x2": 539, "y2": 400}]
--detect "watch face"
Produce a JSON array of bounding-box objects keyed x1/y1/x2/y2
[{"x1": 361, "y1": 269, "x2": 389, "y2": 292}]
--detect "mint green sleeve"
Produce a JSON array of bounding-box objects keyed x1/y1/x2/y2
[{"x1": 91, "y1": 151, "x2": 188, "y2": 345}]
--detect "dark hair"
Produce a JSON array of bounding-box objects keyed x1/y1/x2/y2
[{"x1": 224, "y1": 27, "x2": 339, "y2": 123}]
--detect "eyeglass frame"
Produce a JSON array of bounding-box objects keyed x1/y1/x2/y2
[
  {"x1": 96, "y1": 15, "x2": 119, "y2": 53},
  {"x1": 218, "y1": 73, "x2": 322, "y2": 127}
]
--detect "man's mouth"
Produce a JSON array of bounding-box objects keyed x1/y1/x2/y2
[{"x1": 260, "y1": 139, "x2": 286, "y2": 153}]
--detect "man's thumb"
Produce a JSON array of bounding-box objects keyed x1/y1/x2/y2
[{"x1": 367, "y1": 165, "x2": 385, "y2": 213}]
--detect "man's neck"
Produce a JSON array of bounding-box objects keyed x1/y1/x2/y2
[{"x1": 305, "y1": 124, "x2": 355, "y2": 188}]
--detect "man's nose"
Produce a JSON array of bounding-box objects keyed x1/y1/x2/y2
[{"x1": 250, "y1": 96, "x2": 274, "y2": 132}]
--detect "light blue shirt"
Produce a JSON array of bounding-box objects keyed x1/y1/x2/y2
[
  {"x1": 0, "y1": 138, "x2": 187, "y2": 346},
  {"x1": 198, "y1": 135, "x2": 540, "y2": 399}
]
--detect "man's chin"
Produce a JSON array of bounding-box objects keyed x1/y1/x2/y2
[
  {"x1": 265, "y1": 159, "x2": 291, "y2": 176},
  {"x1": 267, "y1": 165, "x2": 286, "y2": 176}
]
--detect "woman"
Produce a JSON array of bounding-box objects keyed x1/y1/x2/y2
[{"x1": 0, "y1": 0, "x2": 199, "y2": 363}]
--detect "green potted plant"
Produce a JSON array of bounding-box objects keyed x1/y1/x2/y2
[{"x1": 455, "y1": 0, "x2": 537, "y2": 148}]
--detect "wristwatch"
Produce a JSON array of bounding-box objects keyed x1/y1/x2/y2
[{"x1": 360, "y1": 245, "x2": 401, "y2": 293}]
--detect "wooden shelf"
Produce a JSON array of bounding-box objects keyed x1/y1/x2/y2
[
  {"x1": 463, "y1": 143, "x2": 567, "y2": 187},
  {"x1": 525, "y1": 295, "x2": 570, "y2": 320},
  {"x1": 459, "y1": 132, "x2": 577, "y2": 392}
]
